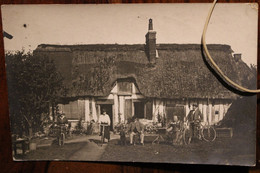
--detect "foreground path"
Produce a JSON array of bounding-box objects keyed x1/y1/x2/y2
[
  {"x1": 69, "y1": 136, "x2": 107, "y2": 161},
  {"x1": 69, "y1": 134, "x2": 119, "y2": 161}
]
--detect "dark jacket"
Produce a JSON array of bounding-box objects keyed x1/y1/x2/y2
[
  {"x1": 187, "y1": 108, "x2": 202, "y2": 122},
  {"x1": 57, "y1": 115, "x2": 68, "y2": 124}
]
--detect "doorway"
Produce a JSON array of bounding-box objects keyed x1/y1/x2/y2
[
  {"x1": 134, "y1": 102, "x2": 144, "y2": 119},
  {"x1": 100, "y1": 104, "x2": 113, "y2": 131}
]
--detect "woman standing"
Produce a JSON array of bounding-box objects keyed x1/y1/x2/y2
[{"x1": 98, "y1": 109, "x2": 111, "y2": 143}]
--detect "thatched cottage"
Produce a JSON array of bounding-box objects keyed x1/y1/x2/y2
[{"x1": 34, "y1": 19, "x2": 254, "y2": 130}]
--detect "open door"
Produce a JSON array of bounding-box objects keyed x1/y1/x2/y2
[{"x1": 134, "y1": 101, "x2": 145, "y2": 119}]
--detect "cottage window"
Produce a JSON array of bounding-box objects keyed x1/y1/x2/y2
[
  {"x1": 117, "y1": 81, "x2": 132, "y2": 95},
  {"x1": 70, "y1": 101, "x2": 79, "y2": 119},
  {"x1": 62, "y1": 101, "x2": 79, "y2": 120}
]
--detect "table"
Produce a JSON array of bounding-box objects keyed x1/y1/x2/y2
[
  {"x1": 13, "y1": 138, "x2": 29, "y2": 155},
  {"x1": 152, "y1": 128, "x2": 167, "y2": 144}
]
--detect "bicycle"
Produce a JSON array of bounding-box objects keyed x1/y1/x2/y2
[
  {"x1": 100, "y1": 123, "x2": 110, "y2": 144},
  {"x1": 183, "y1": 120, "x2": 216, "y2": 145},
  {"x1": 57, "y1": 124, "x2": 66, "y2": 146}
]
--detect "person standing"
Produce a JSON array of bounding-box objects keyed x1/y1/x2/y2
[
  {"x1": 99, "y1": 109, "x2": 111, "y2": 142},
  {"x1": 57, "y1": 113, "x2": 68, "y2": 125},
  {"x1": 187, "y1": 104, "x2": 203, "y2": 140},
  {"x1": 56, "y1": 113, "x2": 68, "y2": 145},
  {"x1": 172, "y1": 115, "x2": 183, "y2": 145}
]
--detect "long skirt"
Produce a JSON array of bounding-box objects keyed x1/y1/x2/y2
[{"x1": 100, "y1": 126, "x2": 110, "y2": 140}]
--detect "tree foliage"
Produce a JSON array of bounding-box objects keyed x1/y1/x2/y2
[{"x1": 5, "y1": 51, "x2": 63, "y2": 138}]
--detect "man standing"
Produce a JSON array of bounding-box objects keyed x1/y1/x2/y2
[
  {"x1": 56, "y1": 113, "x2": 68, "y2": 145},
  {"x1": 99, "y1": 109, "x2": 111, "y2": 142},
  {"x1": 187, "y1": 103, "x2": 203, "y2": 140},
  {"x1": 129, "y1": 116, "x2": 145, "y2": 145},
  {"x1": 57, "y1": 113, "x2": 68, "y2": 125}
]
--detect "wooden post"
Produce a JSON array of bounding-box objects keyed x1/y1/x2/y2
[
  {"x1": 219, "y1": 103, "x2": 224, "y2": 121},
  {"x1": 114, "y1": 94, "x2": 119, "y2": 123},
  {"x1": 202, "y1": 101, "x2": 207, "y2": 122},
  {"x1": 199, "y1": 101, "x2": 203, "y2": 115},
  {"x1": 152, "y1": 99, "x2": 156, "y2": 122},
  {"x1": 119, "y1": 96, "x2": 125, "y2": 122},
  {"x1": 158, "y1": 100, "x2": 164, "y2": 117},
  {"x1": 97, "y1": 105, "x2": 100, "y2": 118},
  {"x1": 91, "y1": 98, "x2": 97, "y2": 122},
  {"x1": 85, "y1": 98, "x2": 90, "y2": 122},
  {"x1": 185, "y1": 100, "x2": 190, "y2": 117},
  {"x1": 208, "y1": 101, "x2": 212, "y2": 125}
]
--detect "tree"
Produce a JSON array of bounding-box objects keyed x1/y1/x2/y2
[{"x1": 5, "y1": 51, "x2": 63, "y2": 139}]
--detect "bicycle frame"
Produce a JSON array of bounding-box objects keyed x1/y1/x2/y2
[
  {"x1": 58, "y1": 124, "x2": 66, "y2": 146},
  {"x1": 183, "y1": 120, "x2": 216, "y2": 144},
  {"x1": 100, "y1": 124, "x2": 109, "y2": 144}
]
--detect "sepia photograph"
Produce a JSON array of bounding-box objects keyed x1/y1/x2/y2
[{"x1": 2, "y1": 3, "x2": 258, "y2": 166}]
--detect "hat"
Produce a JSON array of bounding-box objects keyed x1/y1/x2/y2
[
  {"x1": 59, "y1": 112, "x2": 65, "y2": 116},
  {"x1": 173, "y1": 115, "x2": 178, "y2": 121}
]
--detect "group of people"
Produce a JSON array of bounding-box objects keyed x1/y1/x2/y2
[
  {"x1": 57, "y1": 103, "x2": 203, "y2": 146},
  {"x1": 100, "y1": 103, "x2": 203, "y2": 146},
  {"x1": 99, "y1": 109, "x2": 145, "y2": 145},
  {"x1": 167, "y1": 103, "x2": 203, "y2": 145}
]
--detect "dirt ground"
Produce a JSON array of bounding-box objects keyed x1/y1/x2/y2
[
  {"x1": 99, "y1": 135, "x2": 255, "y2": 166},
  {"x1": 15, "y1": 133, "x2": 255, "y2": 166}
]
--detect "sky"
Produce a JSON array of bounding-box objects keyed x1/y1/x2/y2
[{"x1": 1, "y1": 3, "x2": 258, "y2": 65}]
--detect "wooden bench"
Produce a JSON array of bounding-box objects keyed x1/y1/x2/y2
[{"x1": 215, "y1": 127, "x2": 233, "y2": 138}]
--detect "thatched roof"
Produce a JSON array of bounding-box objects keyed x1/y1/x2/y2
[{"x1": 34, "y1": 43, "x2": 255, "y2": 99}]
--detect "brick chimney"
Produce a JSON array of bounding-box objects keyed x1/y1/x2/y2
[
  {"x1": 234, "y1": 53, "x2": 242, "y2": 62},
  {"x1": 145, "y1": 19, "x2": 157, "y2": 63}
]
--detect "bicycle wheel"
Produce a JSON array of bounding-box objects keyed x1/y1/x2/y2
[
  {"x1": 202, "y1": 126, "x2": 216, "y2": 142},
  {"x1": 183, "y1": 128, "x2": 192, "y2": 145},
  {"x1": 59, "y1": 133, "x2": 65, "y2": 146}
]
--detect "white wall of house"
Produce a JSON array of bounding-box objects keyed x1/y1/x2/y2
[
  {"x1": 153, "y1": 99, "x2": 165, "y2": 122},
  {"x1": 84, "y1": 99, "x2": 90, "y2": 122},
  {"x1": 91, "y1": 98, "x2": 97, "y2": 122},
  {"x1": 182, "y1": 99, "x2": 231, "y2": 125},
  {"x1": 114, "y1": 94, "x2": 119, "y2": 124},
  {"x1": 119, "y1": 96, "x2": 125, "y2": 122},
  {"x1": 57, "y1": 81, "x2": 233, "y2": 127}
]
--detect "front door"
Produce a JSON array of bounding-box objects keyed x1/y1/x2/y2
[{"x1": 134, "y1": 102, "x2": 145, "y2": 119}]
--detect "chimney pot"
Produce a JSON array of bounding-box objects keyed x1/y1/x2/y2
[{"x1": 148, "y1": 19, "x2": 153, "y2": 30}]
